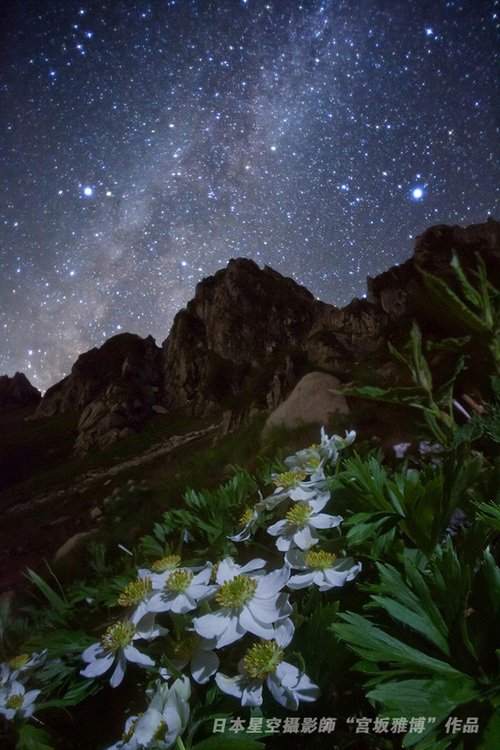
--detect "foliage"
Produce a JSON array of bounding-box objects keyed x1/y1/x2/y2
[{"x1": 1, "y1": 252, "x2": 499, "y2": 750}]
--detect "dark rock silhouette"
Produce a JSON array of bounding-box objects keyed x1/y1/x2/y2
[
  {"x1": 28, "y1": 218, "x2": 500, "y2": 452},
  {"x1": 0, "y1": 372, "x2": 41, "y2": 412},
  {"x1": 35, "y1": 333, "x2": 163, "y2": 453}
]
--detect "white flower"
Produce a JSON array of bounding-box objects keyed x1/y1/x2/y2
[
  {"x1": 106, "y1": 677, "x2": 191, "y2": 750},
  {"x1": 0, "y1": 680, "x2": 41, "y2": 720},
  {"x1": 258, "y1": 467, "x2": 328, "y2": 511},
  {"x1": 215, "y1": 556, "x2": 268, "y2": 579},
  {"x1": 138, "y1": 555, "x2": 205, "y2": 589},
  {"x1": 146, "y1": 564, "x2": 216, "y2": 615},
  {"x1": 285, "y1": 549, "x2": 362, "y2": 590},
  {"x1": 193, "y1": 561, "x2": 292, "y2": 648},
  {"x1": 116, "y1": 576, "x2": 155, "y2": 626},
  {"x1": 4, "y1": 650, "x2": 47, "y2": 682},
  {"x1": 393, "y1": 441, "x2": 411, "y2": 458},
  {"x1": 228, "y1": 504, "x2": 260, "y2": 542},
  {"x1": 81, "y1": 617, "x2": 162, "y2": 687},
  {"x1": 284, "y1": 428, "x2": 356, "y2": 474},
  {"x1": 166, "y1": 633, "x2": 219, "y2": 684},
  {"x1": 215, "y1": 640, "x2": 320, "y2": 710},
  {"x1": 329, "y1": 429, "x2": 356, "y2": 451},
  {"x1": 267, "y1": 496, "x2": 342, "y2": 551},
  {"x1": 0, "y1": 663, "x2": 11, "y2": 688}
]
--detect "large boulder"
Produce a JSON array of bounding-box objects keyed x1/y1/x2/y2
[{"x1": 262, "y1": 372, "x2": 349, "y2": 439}]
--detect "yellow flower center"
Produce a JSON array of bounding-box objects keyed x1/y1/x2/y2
[
  {"x1": 172, "y1": 632, "x2": 199, "y2": 661},
  {"x1": 210, "y1": 561, "x2": 220, "y2": 583},
  {"x1": 285, "y1": 503, "x2": 311, "y2": 528},
  {"x1": 215, "y1": 575, "x2": 258, "y2": 608},
  {"x1": 239, "y1": 508, "x2": 254, "y2": 525},
  {"x1": 6, "y1": 694, "x2": 24, "y2": 710},
  {"x1": 272, "y1": 469, "x2": 307, "y2": 489},
  {"x1": 118, "y1": 577, "x2": 152, "y2": 606},
  {"x1": 122, "y1": 715, "x2": 141, "y2": 742},
  {"x1": 243, "y1": 641, "x2": 284, "y2": 679},
  {"x1": 152, "y1": 554, "x2": 181, "y2": 572},
  {"x1": 101, "y1": 620, "x2": 136, "y2": 652},
  {"x1": 304, "y1": 549, "x2": 336, "y2": 570},
  {"x1": 8, "y1": 654, "x2": 29, "y2": 670},
  {"x1": 166, "y1": 569, "x2": 193, "y2": 592},
  {"x1": 154, "y1": 720, "x2": 168, "y2": 740}
]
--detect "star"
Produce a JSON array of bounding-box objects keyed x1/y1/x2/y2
[{"x1": 0, "y1": 0, "x2": 496, "y2": 391}]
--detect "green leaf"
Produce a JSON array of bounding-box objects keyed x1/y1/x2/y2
[
  {"x1": 346, "y1": 512, "x2": 400, "y2": 546},
  {"x1": 420, "y1": 268, "x2": 491, "y2": 336},
  {"x1": 473, "y1": 499, "x2": 500, "y2": 531},
  {"x1": 15, "y1": 724, "x2": 55, "y2": 750},
  {"x1": 369, "y1": 595, "x2": 450, "y2": 655},
  {"x1": 332, "y1": 612, "x2": 462, "y2": 676},
  {"x1": 25, "y1": 569, "x2": 69, "y2": 624},
  {"x1": 450, "y1": 251, "x2": 483, "y2": 308},
  {"x1": 368, "y1": 675, "x2": 478, "y2": 716}
]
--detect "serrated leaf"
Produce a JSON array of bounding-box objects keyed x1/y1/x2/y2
[
  {"x1": 15, "y1": 724, "x2": 55, "y2": 750},
  {"x1": 420, "y1": 269, "x2": 490, "y2": 336},
  {"x1": 367, "y1": 674, "x2": 477, "y2": 717},
  {"x1": 369, "y1": 595, "x2": 450, "y2": 655},
  {"x1": 332, "y1": 612, "x2": 461, "y2": 676}
]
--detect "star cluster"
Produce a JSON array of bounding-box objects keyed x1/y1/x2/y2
[{"x1": 1, "y1": 0, "x2": 498, "y2": 391}]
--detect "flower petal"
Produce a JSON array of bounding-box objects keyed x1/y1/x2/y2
[
  {"x1": 80, "y1": 653, "x2": 114, "y2": 679},
  {"x1": 193, "y1": 611, "x2": 228, "y2": 640},
  {"x1": 241, "y1": 680, "x2": 264, "y2": 707},
  {"x1": 310, "y1": 512, "x2": 343, "y2": 529},
  {"x1": 267, "y1": 520, "x2": 288, "y2": 537},
  {"x1": 240, "y1": 606, "x2": 275, "y2": 639},
  {"x1": 124, "y1": 645, "x2": 154, "y2": 667},
  {"x1": 215, "y1": 673, "x2": 244, "y2": 699},
  {"x1": 287, "y1": 571, "x2": 315, "y2": 589},
  {"x1": 256, "y1": 566, "x2": 290, "y2": 597},
  {"x1": 191, "y1": 649, "x2": 219, "y2": 684},
  {"x1": 294, "y1": 525, "x2": 317, "y2": 549},
  {"x1": 110, "y1": 654, "x2": 126, "y2": 688}
]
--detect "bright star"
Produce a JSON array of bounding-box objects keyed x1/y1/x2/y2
[
  {"x1": 83, "y1": 186, "x2": 94, "y2": 197},
  {"x1": 411, "y1": 187, "x2": 424, "y2": 200}
]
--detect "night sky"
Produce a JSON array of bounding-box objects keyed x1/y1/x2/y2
[{"x1": 1, "y1": 0, "x2": 498, "y2": 392}]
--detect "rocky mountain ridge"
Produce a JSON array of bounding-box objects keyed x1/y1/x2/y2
[{"x1": 8, "y1": 218, "x2": 500, "y2": 454}]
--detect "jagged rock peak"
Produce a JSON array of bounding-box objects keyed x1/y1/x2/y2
[
  {"x1": 367, "y1": 217, "x2": 500, "y2": 315},
  {"x1": 36, "y1": 332, "x2": 163, "y2": 418},
  {"x1": 161, "y1": 257, "x2": 325, "y2": 411},
  {"x1": 185, "y1": 256, "x2": 316, "y2": 320},
  {"x1": 0, "y1": 372, "x2": 41, "y2": 412}
]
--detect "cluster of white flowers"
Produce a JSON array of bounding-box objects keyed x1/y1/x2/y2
[
  {"x1": 1, "y1": 429, "x2": 361, "y2": 750},
  {"x1": 82, "y1": 429, "x2": 360, "y2": 749},
  {"x1": 0, "y1": 650, "x2": 46, "y2": 722}
]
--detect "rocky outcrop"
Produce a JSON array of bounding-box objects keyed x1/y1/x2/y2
[
  {"x1": 367, "y1": 217, "x2": 500, "y2": 316},
  {"x1": 0, "y1": 373, "x2": 41, "y2": 412},
  {"x1": 161, "y1": 258, "x2": 322, "y2": 413},
  {"x1": 35, "y1": 333, "x2": 163, "y2": 452},
  {"x1": 27, "y1": 219, "x2": 499, "y2": 452}
]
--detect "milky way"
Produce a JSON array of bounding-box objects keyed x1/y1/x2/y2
[{"x1": 1, "y1": 0, "x2": 498, "y2": 391}]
